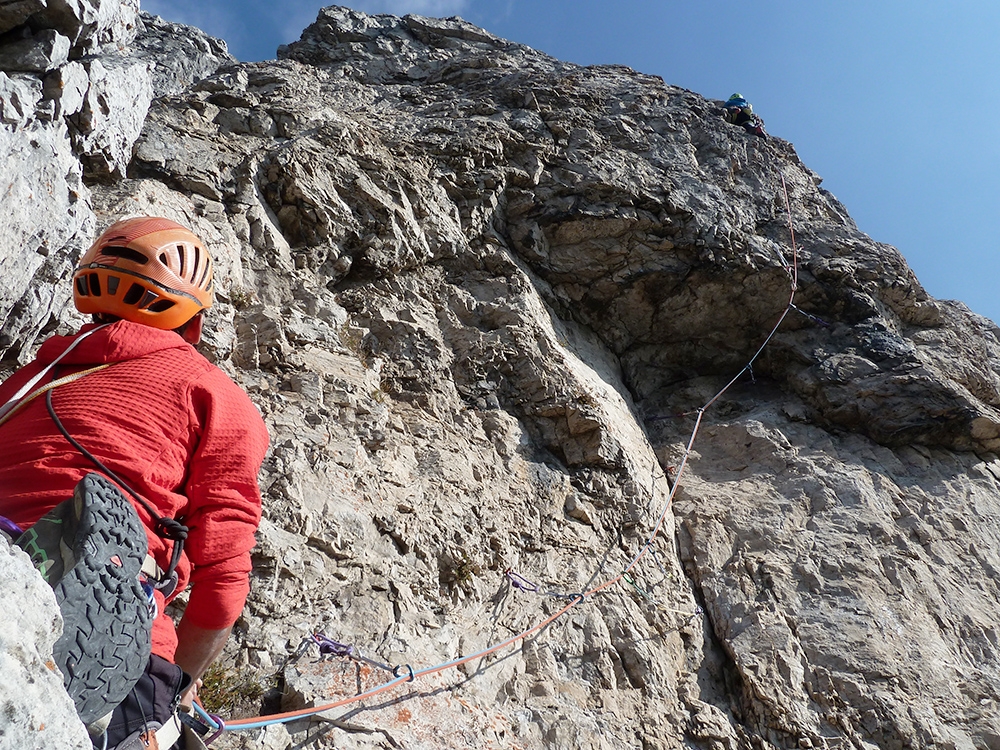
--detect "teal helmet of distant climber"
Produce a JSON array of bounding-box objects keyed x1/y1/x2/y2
[{"x1": 722, "y1": 92, "x2": 753, "y2": 122}]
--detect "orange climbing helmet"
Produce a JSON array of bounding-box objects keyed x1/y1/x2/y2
[{"x1": 73, "y1": 216, "x2": 214, "y2": 330}]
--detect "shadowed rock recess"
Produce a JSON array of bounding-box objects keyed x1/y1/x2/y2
[{"x1": 3, "y1": 4, "x2": 1000, "y2": 750}]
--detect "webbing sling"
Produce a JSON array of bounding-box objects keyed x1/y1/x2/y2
[
  {"x1": 0, "y1": 324, "x2": 110, "y2": 423},
  {"x1": 0, "y1": 364, "x2": 111, "y2": 428}
]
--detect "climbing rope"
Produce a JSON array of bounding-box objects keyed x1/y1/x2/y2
[
  {"x1": 0, "y1": 363, "x2": 110, "y2": 428},
  {"x1": 194, "y1": 171, "x2": 804, "y2": 739},
  {"x1": 0, "y1": 324, "x2": 110, "y2": 424}
]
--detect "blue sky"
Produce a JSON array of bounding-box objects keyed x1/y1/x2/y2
[{"x1": 142, "y1": 0, "x2": 1000, "y2": 324}]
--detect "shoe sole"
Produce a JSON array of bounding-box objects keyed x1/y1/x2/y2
[{"x1": 50, "y1": 474, "x2": 153, "y2": 725}]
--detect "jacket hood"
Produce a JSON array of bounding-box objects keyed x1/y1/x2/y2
[{"x1": 37, "y1": 320, "x2": 191, "y2": 366}]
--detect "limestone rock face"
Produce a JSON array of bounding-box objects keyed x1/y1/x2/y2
[
  {"x1": 130, "y1": 12, "x2": 234, "y2": 98},
  {"x1": 0, "y1": 84, "x2": 89, "y2": 360},
  {"x1": 0, "y1": 0, "x2": 140, "y2": 53},
  {"x1": 0, "y1": 28, "x2": 70, "y2": 72},
  {"x1": 67, "y1": 55, "x2": 152, "y2": 179},
  {"x1": 0, "y1": 538, "x2": 92, "y2": 749},
  {"x1": 0, "y1": 0, "x2": 47, "y2": 36},
  {"x1": 2, "y1": 5, "x2": 1000, "y2": 750},
  {"x1": 0, "y1": 9, "x2": 231, "y2": 364}
]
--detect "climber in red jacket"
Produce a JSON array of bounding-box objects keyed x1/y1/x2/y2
[{"x1": 0, "y1": 217, "x2": 269, "y2": 748}]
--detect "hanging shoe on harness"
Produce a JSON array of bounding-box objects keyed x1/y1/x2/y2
[{"x1": 15, "y1": 473, "x2": 153, "y2": 726}]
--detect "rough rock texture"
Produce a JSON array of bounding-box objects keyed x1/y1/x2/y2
[
  {"x1": 0, "y1": 77, "x2": 89, "y2": 359},
  {"x1": 0, "y1": 28, "x2": 70, "y2": 72},
  {"x1": 130, "y1": 12, "x2": 234, "y2": 98},
  {"x1": 67, "y1": 55, "x2": 152, "y2": 179},
  {"x1": 0, "y1": 538, "x2": 91, "y2": 749},
  {"x1": 0, "y1": 0, "x2": 46, "y2": 35},
  {"x1": 4, "y1": 5, "x2": 1000, "y2": 750},
  {"x1": 0, "y1": 0, "x2": 140, "y2": 54},
  {"x1": 0, "y1": 9, "x2": 231, "y2": 363}
]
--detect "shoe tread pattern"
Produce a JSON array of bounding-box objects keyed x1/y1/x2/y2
[{"x1": 52, "y1": 474, "x2": 153, "y2": 725}]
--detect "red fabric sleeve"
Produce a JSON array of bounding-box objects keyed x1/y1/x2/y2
[
  {"x1": 179, "y1": 368, "x2": 269, "y2": 630},
  {"x1": 184, "y1": 559, "x2": 252, "y2": 630}
]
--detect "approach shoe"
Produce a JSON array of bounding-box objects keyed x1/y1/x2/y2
[{"x1": 16, "y1": 472, "x2": 153, "y2": 725}]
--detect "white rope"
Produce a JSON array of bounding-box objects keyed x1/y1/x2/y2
[{"x1": 0, "y1": 324, "x2": 109, "y2": 422}]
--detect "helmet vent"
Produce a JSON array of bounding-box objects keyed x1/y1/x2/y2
[
  {"x1": 148, "y1": 299, "x2": 176, "y2": 313},
  {"x1": 75, "y1": 277, "x2": 88, "y2": 297},
  {"x1": 177, "y1": 245, "x2": 186, "y2": 276},
  {"x1": 102, "y1": 246, "x2": 148, "y2": 264},
  {"x1": 106, "y1": 276, "x2": 120, "y2": 295},
  {"x1": 196, "y1": 255, "x2": 211, "y2": 288},
  {"x1": 123, "y1": 283, "x2": 145, "y2": 305},
  {"x1": 87, "y1": 273, "x2": 101, "y2": 297},
  {"x1": 192, "y1": 245, "x2": 202, "y2": 282}
]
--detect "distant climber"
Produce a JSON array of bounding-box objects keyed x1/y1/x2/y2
[
  {"x1": 722, "y1": 93, "x2": 767, "y2": 138},
  {"x1": 0, "y1": 217, "x2": 270, "y2": 749}
]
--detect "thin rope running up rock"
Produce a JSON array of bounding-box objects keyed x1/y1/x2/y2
[{"x1": 194, "y1": 172, "x2": 803, "y2": 737}]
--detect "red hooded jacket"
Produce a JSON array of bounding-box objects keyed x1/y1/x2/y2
[{"x1": 0, "y1": 320, "x2": 269, "y2": 660}]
